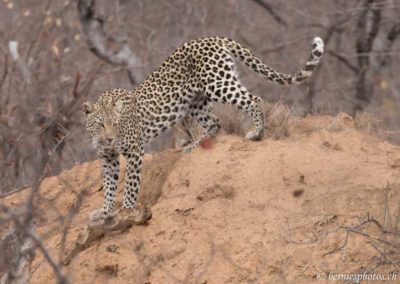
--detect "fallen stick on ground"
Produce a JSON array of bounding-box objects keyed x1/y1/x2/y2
[{"x1": 64, "y1": 204, "x2": 152, "y2": 265}]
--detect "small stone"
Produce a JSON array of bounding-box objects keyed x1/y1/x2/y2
[{"x1": 106, "y1": 244, "x2": 119, "y2": 253}]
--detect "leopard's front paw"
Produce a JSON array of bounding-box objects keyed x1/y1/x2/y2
[{"x1": 89, "y1": 208, "x2": 117, "y2": 222}]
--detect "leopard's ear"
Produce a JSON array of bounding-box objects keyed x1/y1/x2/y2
[{"x1": 83, "y1": 102, "x2": 95, "y2": 116}]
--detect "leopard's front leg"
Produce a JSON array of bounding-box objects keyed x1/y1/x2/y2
[
  {"x1": 122, "y1": 143, "x2": 144, "y2": 210},
  {"x1": 90, "y1": 149, "x2": 120, "y2": 221}
]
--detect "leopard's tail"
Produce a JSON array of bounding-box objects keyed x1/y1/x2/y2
[{"x1": 223, "y1": 37, "x2": 324, "y2": 85}]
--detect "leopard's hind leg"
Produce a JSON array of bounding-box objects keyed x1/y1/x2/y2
[
  {"x1": 180, "y1": 95, "x2": 220, "y2": 153},
  {"x1": 204, "y1": 60, "x2": 265, "y2": 141}
]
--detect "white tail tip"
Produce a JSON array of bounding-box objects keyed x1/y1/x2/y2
[{"x1": 312, "y1": 37, "x2": 324, "y2": 54}]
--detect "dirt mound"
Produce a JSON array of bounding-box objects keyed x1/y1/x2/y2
[{"x1": 3, "y1": 113, "x2": 400, "y2": 283}]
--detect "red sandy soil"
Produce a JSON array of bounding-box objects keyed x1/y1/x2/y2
[{"x1": 3, "y1": 113, "x2": 400, "y2": 283}]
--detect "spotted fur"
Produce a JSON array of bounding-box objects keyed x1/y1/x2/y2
[{"x1": 84, "y1": 36, "x2": 324, "y2": 221}]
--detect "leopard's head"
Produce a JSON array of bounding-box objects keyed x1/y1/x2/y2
[{"x1": 83, "y1": 96, "x2": 124, "y2": 149}]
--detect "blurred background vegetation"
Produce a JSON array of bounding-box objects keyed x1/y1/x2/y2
[{"x1": 0, "y1": 0, "x2": 399, "y2": 193}]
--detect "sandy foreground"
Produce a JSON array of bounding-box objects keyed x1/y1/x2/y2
[{"x1": 3, "y1": 113, "x2": 400, "y2": 283}]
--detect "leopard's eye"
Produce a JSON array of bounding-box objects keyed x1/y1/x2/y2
[{"x1": 97, "y1": 121, "x2": 104, "y2": 128}]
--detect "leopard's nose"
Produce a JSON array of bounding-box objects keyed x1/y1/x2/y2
[{"x1": 106, "y1": 138, "x2": 114, "y2": 144}]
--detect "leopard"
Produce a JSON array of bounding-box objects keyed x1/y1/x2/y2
[{"x1": 83, "y1": 36, "x2": 324, "y2": 221}]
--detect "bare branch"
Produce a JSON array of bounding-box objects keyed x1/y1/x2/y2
[
  {"x1": 354, "y1": 0, "x2": 385, "y2": 112},
  {"x1": 249, "y1": 0, "x2": 288, "y2": 27},
  {"x1": 28, "y1": 230, "x2": 69, "y2": 284},
  {"x1": 378, "y1": 22, "x2": 400, "y2": 67},
  {"x1": 326, "y1": 50, "x2": 359, "y2": 73},
  {"x1": 64, "y1": 206, "x2": 152, "y2": 265},
  {"x1": 64, "y1": 63, "x2": 104, "y2": 117},
  {"x1": 0, "y1": 54, "x2": 8, "y2": 90},
  {"x1": 77, "y1": 0, "x2": 143, "y2": 85},
  {"x1": 387, "y1": 22, "x2": 400, "y2": 44},
  {"x1": 8, "y1": 41, "x2": 32, "y2": 85}
]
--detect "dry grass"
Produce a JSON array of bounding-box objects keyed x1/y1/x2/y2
[
  {"x1": 174, "y1": 104, "x2": 395, "y2": 145},
  {"x1": 171, "y1": 103, "x2": 249, "y2": 147},
  {"x1": 212, "y1": 101, "x2": 292, "y2": 140},
  {"x1": 352, "y1": 111, "x2": 400, "y2": 143},
  {"x1": 354, "y1": 111, "x2": 380, "y2": 134},
  {"x1": 213, "y1": 104, "x2": 247, "y2": 137},
  {"x1": 265, "y1": 101, "x2": 291, "y2": 140}
]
